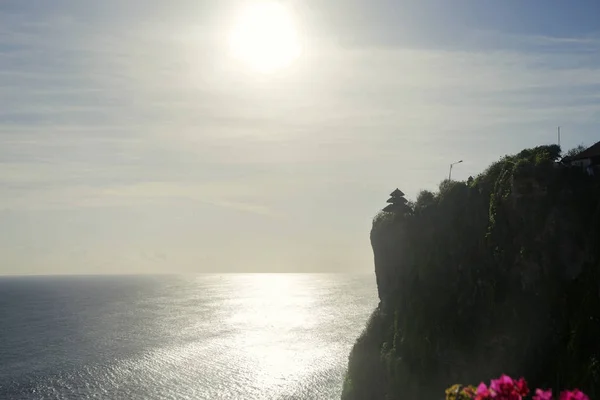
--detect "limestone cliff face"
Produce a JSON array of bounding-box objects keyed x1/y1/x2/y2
[
  {"x1": 371, "y1": 217, "x2": 407, "y2": 304},
  {"x1": 342, "y1": 146, "x2": 600, "y2": 400}
]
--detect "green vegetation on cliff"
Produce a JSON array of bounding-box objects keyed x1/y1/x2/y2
[{"x1": 342, "y1": 145, "x2": 600, "y2": 399}]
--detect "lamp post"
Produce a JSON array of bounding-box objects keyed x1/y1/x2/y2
[{"x1": 449, "y1": 160, "x2": 463, "y2": 180}]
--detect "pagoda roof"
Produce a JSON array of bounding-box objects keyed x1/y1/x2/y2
[
  {"x1": 387, "y1": 196, "x2": 408, "y2": 204},
  {"x1": 382, "y1": 204, "x2": 397, "y2": 212},
  {"x1": 383, "y1": 202, "x2": 411, "y2": 213},
  {"x1": 563, "y1": 141, "x2": 600, "y2": 162},
  {"x1": 390, "y1": 188, "x2": 405, "y2": 197}
]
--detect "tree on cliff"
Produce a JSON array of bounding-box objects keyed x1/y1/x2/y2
[
  {"x1": 343, "y1": 144, "x2": 600, "y2": 400},
  {"x1": 563, "y1": 144, "x2": 587, "y2": 159}
]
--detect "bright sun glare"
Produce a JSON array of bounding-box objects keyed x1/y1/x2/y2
[{"x1": 229, "y1": 2, "x2": 302, "y2": 73}]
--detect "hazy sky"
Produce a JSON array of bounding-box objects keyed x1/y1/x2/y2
[{"x1": 2, "y1": 0, "x2": 600, "y2": 274}]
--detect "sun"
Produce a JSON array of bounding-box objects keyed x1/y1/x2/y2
[{"x1": 228, "y1": 2, "x2": 302, "y2": 73}]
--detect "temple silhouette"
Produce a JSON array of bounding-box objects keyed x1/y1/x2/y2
[{"x1": 382, "y1": 188, "x2": 411, "y2": 214}]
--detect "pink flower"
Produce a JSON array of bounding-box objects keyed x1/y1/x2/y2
[
  {"x1": 489, "y1": 374, "x2": 522, "y2": 400},
  {"x1": 533, "y1": 389, "x2": 553, "y2": 400},
  {"x1": 445, "y1": 375, "x2": 589, "y2": 400},
  {"x1": 559, "y1": 389, "x2": 590, "y2": 400},
  {"x1": 490, "y1": 374, "x2": 515, "y2": 394},
  {"x1": 514, "y1": 377, "x2": 529, "y2": 397},
  {"x1": 475, "y1": 382, "x2": 492, "y2": 399}
]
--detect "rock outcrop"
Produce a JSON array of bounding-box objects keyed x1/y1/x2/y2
[{"x1": 342, "y1": 145, "x2": 600, "y2": 399}]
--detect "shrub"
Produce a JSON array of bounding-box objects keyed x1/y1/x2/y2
[{"x1": 445, "y1": 374, "x2": 589, "y2": 400}]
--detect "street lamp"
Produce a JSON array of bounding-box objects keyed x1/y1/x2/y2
[{"x1": 449, "y1": 160, "x2": 463, "y2": 180}]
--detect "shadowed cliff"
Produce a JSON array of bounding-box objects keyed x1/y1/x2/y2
[{"x1": 342, "y1": 145, "x2": 600, "y2": 399}]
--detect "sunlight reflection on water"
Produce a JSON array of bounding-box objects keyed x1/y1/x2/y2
[{"x1": 0, "y1": 274, "x2": 377, "y2": 399}]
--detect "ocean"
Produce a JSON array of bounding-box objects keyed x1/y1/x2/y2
[{"x1": 0, "y1": 274, "x2": 378, "y2": 399}]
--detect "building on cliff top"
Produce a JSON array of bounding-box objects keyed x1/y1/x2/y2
[
  {"x1": 382, "y1": 188, "x2": 411, "y2": 214},
  {"x1": 562, "y1": 141, "x2": 600, "y2": 175}
]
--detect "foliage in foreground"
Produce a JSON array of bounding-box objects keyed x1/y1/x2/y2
[
  {"x1": 445, "y1": 374, "x2": 589, "y2": 400},
  {"x1": 343, "y1": 144, "x2": 600, "y2": 399}
]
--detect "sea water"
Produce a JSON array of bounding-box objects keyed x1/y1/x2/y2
[{"x1": 0, "y1": 274, "x2": 377, "y2": 399}]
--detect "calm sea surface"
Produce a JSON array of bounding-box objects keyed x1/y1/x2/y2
[{"x1": 0, "y1": 274, "x2": 377, "y2": 399}]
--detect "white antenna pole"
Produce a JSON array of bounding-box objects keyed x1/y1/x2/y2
[{"x1": 558, "y1": 126, "x2": 561, "y2": 147}]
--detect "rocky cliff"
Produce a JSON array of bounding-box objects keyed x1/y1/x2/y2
[{"x1": 342, "y1": 145, "x2": 600, "y2": 399}]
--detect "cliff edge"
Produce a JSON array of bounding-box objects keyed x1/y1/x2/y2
[{"x1": 342, "y1": 145, "x2": 600, "y2": 399}]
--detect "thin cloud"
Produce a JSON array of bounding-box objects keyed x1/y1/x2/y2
[
  {"x1": 3, "y1": 1, "x2": 600, "y2": 273},
  {"x1": 0, "y1": 181, "x2": 282, "y2": 217}
]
